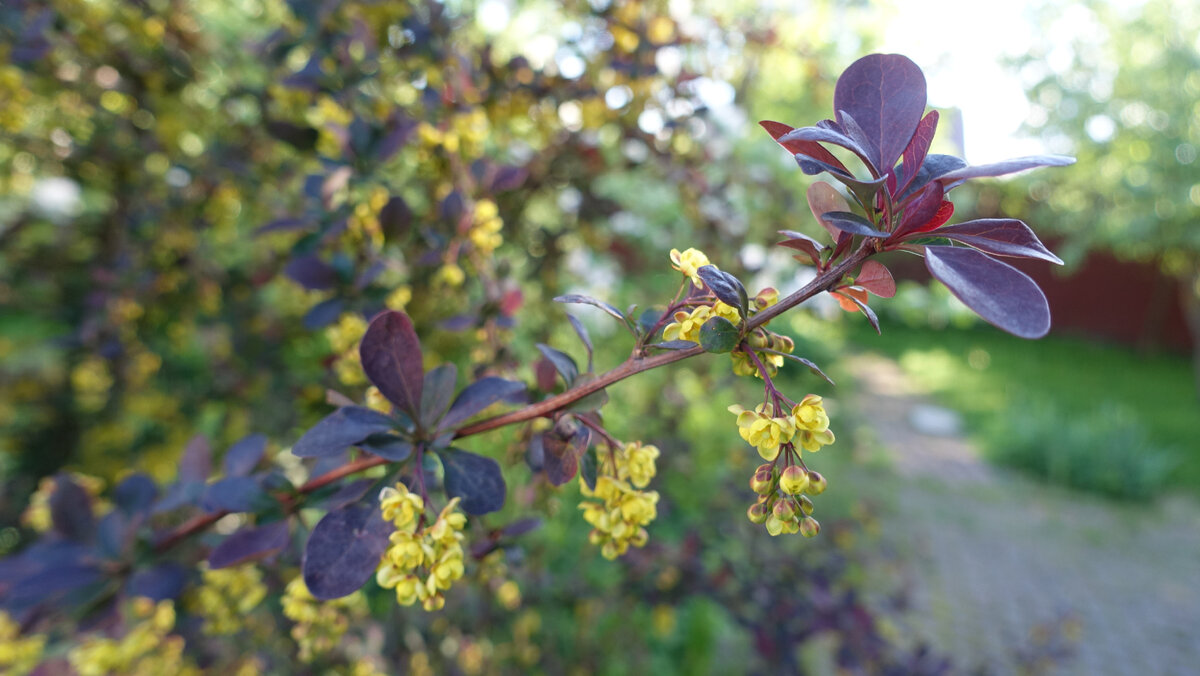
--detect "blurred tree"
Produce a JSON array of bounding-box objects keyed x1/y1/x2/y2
[{"x1": 1014, "y1": 0, "x2": 1200, "y2": 385}]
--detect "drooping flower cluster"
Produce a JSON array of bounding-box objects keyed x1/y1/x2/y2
[
  {"x1": 68, "y1": 600, "x2": 198, "y2": 676},
  {"x1": 374, "y1": 482, "x2": 468, "y2": 611},
  {"x1": 281, "y1": 577, "x2": 367, "y2": 662},
  {"x1": 188, "y1": 562, "x2": 268, "y2": 635},
  {"x1": 579, "y1": 441, "x2": 661, "y2": 559}
]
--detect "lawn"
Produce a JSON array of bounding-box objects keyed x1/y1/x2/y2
[{"x1": 843, "y1": 322, "x2": 1200, "y2": 496}]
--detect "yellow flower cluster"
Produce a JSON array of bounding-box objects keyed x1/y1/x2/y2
[
  {"x1": 325, "y1": 313, "x2": 368, "y2": 386},
  {"x1": 280, "y1": 577, "x2": 367, "y2": 662},
  {"x1": 662, "y1": 301, "x2": 740, "y2": 342},
  {"x1": 374, "y1": 483, "x2": 468, "y2": 611},
  {"x1": 0, "y1": 611, "x2": 45, "y2": 676},
  {"x1": 791, "y1": 394, "x2": 835, "y2": 452},
  {"x1": 729, "y1": 395, "x2": 834, "y2": 461},
  {"x1": 68, "y1": 600, "x2": 198, "y2": 676},
  {"x1": 669, "y1": 247, "x2": 710, "y2": 287},
  {"x1": 21, "y1": 473, "x2": 108, "y2": 533},
  {"x1": 469, "y1": 199, "x2": 504, "y2": 256},
  {"x1": 579, "y1": 442, "x2": 661, "y2": 559},
  {"x1": 188, "y1": 563, "x2": 268, "y2": 635}
]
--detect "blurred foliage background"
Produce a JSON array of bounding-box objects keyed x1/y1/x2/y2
[{"x1": 1, "y1": 0, "x2": 1197, "y2": 673}]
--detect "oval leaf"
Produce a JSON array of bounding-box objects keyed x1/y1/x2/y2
[
  {"x1": 856, "y1": 261, "x2": 896, "y2": 298},
  {"x1": 359, "y1": 311, "x2": 424, "y2": 417},
  {"x1": 696, "y1": 265, "x2": 749, "y2": 318},
  {"x1": 223, "y1": 434, "x2": 267, "y2": 477},
  {"x1": 127, "y1": 562, "x2": 187, "y2": 601},
  {"x1": 113, "y1": 474, "x2": 159, "y2": 516},
  {"x1": 302, "y1": 503, "x2": 393, "y2": 600},
  {"x1": 937, "y1": 154, "x2": 1076, "y2": 183},
  {"x1": 209, "y1": 521, "x2": 291, "y2": 569},
  {"x1": 934, "y1": 219, "x2": 1064, "y2": 265},
  {"x1": 293, "y1": 406, "x2": 397, "y2": 458},
  {"x1": 896, "y1": 110, "x2": 939, "y2": 194},
  {"x1": 833, "y1": 53, "x2": 927, "y2": 172},
  {"x1": 201, "y1": 476, "x2": 268, "y2": 513},
  {"x1": 806, "y1": 182, "x2": 851, "y2": 239},
  {"x1": 535, "y1": 344, "x2": 579, "y2": 386},
  {"x1": 50, "y1": 476, "x2": 94, "y2": 542},
  {"x1": 438, "y1": 377, "x2": 526, "y2": 432},
  {"x1": 759, "y1": 120, "x2": 849, "y2": 174},
  {"x1": 699, "y1": 316, "x2": 739, "y2": 353},
  {"x1": 419, "y1": 364, "x2": 457, "y2": 430},
  {"x1": 924, "y1": 245, "x2": 1051, "y2": 339},
  {"x1": 821, "y1": 212, "x2": 888, "y2": 238},
  {"x1": 441, "y1": 448, "x2": 506, "y2": 515}
]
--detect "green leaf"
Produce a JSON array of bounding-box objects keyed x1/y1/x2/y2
[
  {"x1": 566, "y1": 372, "x2": 608, "y2": 413},
  {"x1": 699, "y1": 316, "x2": 739, "y2": 353}
]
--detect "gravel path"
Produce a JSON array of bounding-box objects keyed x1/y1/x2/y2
[{"x1": 849, "y1": 354, "x2": 1200, "y2": 676}]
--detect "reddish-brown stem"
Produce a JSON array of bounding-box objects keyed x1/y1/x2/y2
[{"x1": 153, "y1": 242, "x2": 873, "y2": 553}]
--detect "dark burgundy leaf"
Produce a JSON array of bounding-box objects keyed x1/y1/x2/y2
[
  {"x1": 419, "y1": 364, "x2": 457, "y2": 430},
  {"x1": 501, "y1": 518, "x2": 543, "y2": 537},
  {"x1": 440, "y1": 191, "x2": 464, "y2": 223},
  {"x1": 779, "y1": 126, "x2": 874, "y2": 171},
  {"x1": 113, "y1": 474, "x2": 158, "y2": 515},
  {"x1": 924, "y1": 245, "x2": 1051, "y2": 339},
  {"x1": 292, "y1": 406, "x2": 397, "y2": 458},
  {"x1": 834, "y1": 110, "x2": 879, "y2": 170},
  {"x1": 566, "y1": 314, "x2": 594, "y2": 372},
  {"x1": 541, "y1": 432, "x2": 578, "y2": 486},
  {"x1": 360, "y1": 434, "x2": 413, "y2": 461},
  {"x1": 833, "y1": 53, "x2": 927, "y2": 173},
  {"x1": 441, "y1": 448, "x2": 506, "y2": 515},
  {"x1": 202, "y1": 477, "x2": 268, "y2": 513},
  {"x1": 438, "y1": 377, "x2": 526, "y2": 432},
  {"x1": 896, "y1": 110, "x2": 939, "y2": 194},
  {"x1": 285, "y1": 255, "x2": 339, "y2": 290},
  {"x1": 303, "y1": 503, "x2": 393, "y2": 600},
  {"x1": 856, "y1": 261, "x2": 896, "y2": 298},
  {"x1": 777, "y1": 235, "x2": 824, "y2": 266},
  {"x1": 359, "y1": 311, "x2": 424, "y2": 417},
  {"x1": 224, "y1": 434, "x2": 267, "y2": 477},
  {"x1": 696, "y1": 265, "x2": 749, "y2": 318},
  {"x1": 50, "y1": 476, "x2": 94, "y2": 542},
  {"x1": 379, "y1": 196, "x2": 412, "y2": 240},
  {"x1": 834, "y1": 290, "x2": 881, "y2": 334},
  {"x1": 490, "y1": 165, "x2": 529, "y2": 192},
  {"x1": 553, "y1": 294, "x2": 625, "y2": 321},
  {"x1": 937, "y1": 154, "x2": 1076, "y2": 184},
  {"x1": 180, "y1": 434, "x2": 212, "y2": 482},
  {"x1": 795, "y1": 156, "x2": 889, "y2": 201},
  {"x1": 126, "y1": 562, "x2": 187, "y2": 601},
  {"x1": 377, "y1": 117, "x2": 416, "y2": 161},
  {"x1": 759, "y1": 120, "x2": 849, "y2": 174},
  {"x1": 209, "y1": 521, "x2": 291, "y2": 569},
  {"x1": 894, "y1": 182, "x2": 945, "y2": 237},
  {"x1": 821, "y1": 212, "x2": 888, "y2": 238},
  {"x1": 324, "y1": 479, "x2": 376, "y2": 511},
  {"x1": 535, "y1": 344, "x2": 579, "y2": 386},
  {"x1": 935, "y1": 219, "x2": 1064, "y2": 265},
  {"x1": 898, "y1": 154, "x2": 967, "y2": 200},
  {"x1": 302, "y1": 298, "x2": 344, "y2": 330}
]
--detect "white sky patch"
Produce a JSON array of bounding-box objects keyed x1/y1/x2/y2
[{"x1": 880, "y1": 0, "x2": 1048, "y2": 163}]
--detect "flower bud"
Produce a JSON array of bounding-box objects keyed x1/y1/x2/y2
[
  {"x1": 754, "y1": 287, "x2": 779, "y2": 309},
  {"x1": 797, "y1": 495, "x2": 814, "y2": 516},
  {"x1": 747, "y1": 331, "x2": 769, "y2": 348},
  {"x1": 779, "y1": 465, "x2": 810, "y2": 495},
  {"x1": 746, "y1": 501, "x2": 770, "y2": 524},
  {"x1": 804, "y1": 471, "x2": 827, "y2": 495},
  {"x1": 799, "y1": 516, "x2": 820, "y2": 538},
  {"x1": 775, "y1": 334, "x2": 795, "y2": 354},
  {"x1": 772, "y1": 498, "x2": 795, "y2": 521},
  {"x1": 749, "y1": 467, "x2": 774, "y2": 495}
]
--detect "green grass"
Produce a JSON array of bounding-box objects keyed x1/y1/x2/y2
[{"x1": 845, "y1": 322, "x2": 1200, "y2": 495}]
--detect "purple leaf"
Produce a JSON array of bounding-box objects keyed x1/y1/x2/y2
[
  {"x1": 302, "y1": 298, "x2": 344, "y2": 330},
  {"x1": 223, "y1": 434, "x2": 267, "y2": 477},
  {"x1": 50, "y1": 476, "x2": 94, "y2": 542},
  {"x1": 898, "y1": 154, "x2": 967, "y2": 200},
  {"x1": 292, "y1": 406, "x2": 397, "y2": 458},
  {"x1": 152, "y1": 480, "x2": 205, "y2": 514},
  {"x1": 379, "y1": 196, "x2": 412, "y2": 239},
  {"x1": 835, "y1": 290, "x2": 881, "y2": 334},
  {"x1": 566, "y1": 314, "x2": 594, "y2": 372},
  {"x1": 180, "y1": 434, "x2": 212, "y2": 482},
  {"x1": 209, "y1": 521, "x2": 291, "y2": 569},
  {"x1": 302, "y1": 503, "x2": 393, "y2": 600},
  {"x1": 201, "y1": 476, "x2": 268, "y2": 513},
  {"x1": 833, "y1": 53, "x2": 927, "y2": 173},
  {"x1": 553, "y1": 294, "x2": 625, "y2": 321},
  {"x1": 285, "y1": 255, "x2": 339, "y2": 290},
  {"x1": 535, "y1": 344, "x2": 579, "y2": 386},
  {"x1": 490, "y1": 165, "x2": 529, "y2": 192},
  {"x1": 794, "y1": 154, "x2": 889, "y2": 197},
  {"x1": 438, "y1": 377, "x2": 527, "y2": 432},
  {"x1": 502, "y1": 518, "x2": 542, "y2": 537},
  {"x1": 777, "y1": 231, "x2": 824, "y2": 266},
  {"x1": 419, "y1": 364, "x2": 457, "y2": 430},
  {"x1": 697, "y1": 265, "x2": 749, "y2": 318},
  {"x1": 359, "y1": 435, "x2": 413, "y2": 461},
  {"x1": 896, "y1": 110, "x2": 939, "y2": 194},
  {"x1": 539, "y1": 432, "x2": 577, "y2": 486},
  {"x1": 759, "y1": 120, "x2": 850, "y2": 174},
  {"x1": 255, "y1": 217, "x2": 312, "y2": 236},
  {"x1": 359, "y1": 311, "x2": 424, "y2": 417},
  {"x1": 113, "y1": 474, "x2": 158, "y2": 515},
  {"x1": 440, "y1": 448, "x2": 506, "y2": 515},
  {"x1": 127, "y1": 562, "x2": 186, "y2": 601},
  {"x1": 324, "y1": 479, "x2": 375, "y2": 511},
  {"x1": 821, "y1": 212, "x2": 889, "y2": 238},
  {"x1": 834, "y1": 110, "x2": 880, "y2": 170},
  {"x1": 935, "y1": 219, "x2": 1064, "y2": 265},
  {"x1": 937, "y1": 154, "x2": 1076, "y2": 184},
  {"x1": 924, "y1": 246, "x2": 1051, "y2": 339},
  {"x1": 779, "y1": 125, "x2": 874, "y2": 171},
  {"x1": 894, "y1": 182, "x2": 945, "y2": 237}
]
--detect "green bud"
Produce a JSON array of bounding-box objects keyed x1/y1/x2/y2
[
  {"x1": 779, "y1": 465, "x2": 810, "y2": 495},
  {"x1": 746, "y1": 501, "x2": 770, "y2": 524},
  {"x1": 750, "y1": 467, "x2": 774, "y2": 495},
  {"x1": 804, "y1": 470, "x2": 827, "y2": 495},
  {"x1": 799, "y1": 516, "x2": 820, "y2": 538},
  {"x1": 747, "y1": 331, "x2": 769, "y2": 348},
  {"x1": 797, "y1": 495, "x2": 814, "y2": 516},
  {"x1": 772, "y1": 498, "x2": 795, "y2": 521},
  {"x1": 776, "y1": 335, "x2": 795, "y2": 354}
]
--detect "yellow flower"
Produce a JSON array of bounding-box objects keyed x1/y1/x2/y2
[
  {"x1": 728, "y1": 403, "x2": 795, "y2": 461},
  {"x1": 662, "y1": 305, "x2": 711, "y2": 342},
  {"x1": 669, "y1": 248, "x2": 711, "y2": 287},
  {"x1": 711, "y1": 300, "x2": 741, "y2": 325},
  {"x1": 620, "y1": 441, "x2": 659, "y2": 488},
  {"x1": 790, "y1": 395, "x2": 830, "y2": 433},
  {"x1": 379, "y1": 483, "x2": 424, "y2": 531},
  {"x1": 796, "y1": 427, "x2": 836, "y2": 453}
]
